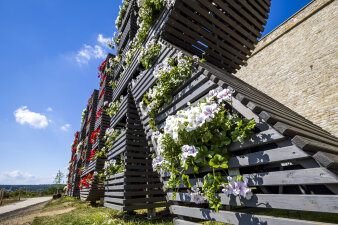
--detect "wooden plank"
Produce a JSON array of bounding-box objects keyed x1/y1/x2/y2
[
  {"x1": 168, "y1": 193, "x2": 338, "y2": 213},
  {"x1": 173, "y1": 219, "x2": 200, "y2": 225},
  {"x1": 292, "y1": 136, "x2": 338, "y2": 154},
  {"x1": 313, "y1": 151, "x2": 338, "y2": 169},
  {"x1": 164, "y1": 168, "x2": 338, "y2": 187},
  {"x1": 260, "y1": 111, "x2": 331, "y2": 137},
  {"x1": 170, "y1": 205, "x2": 332, "y2": 225},
  {"x1": 274, "y1": 122, "x2": 338, "y2": 146},
  {"x1": 228, "y1": 129, "x2": 286, "y2": 152}
]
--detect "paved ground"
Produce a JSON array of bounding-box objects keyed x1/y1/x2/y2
[{"x1": 0, "y1": 197, "x2": 51, "y2": 217}]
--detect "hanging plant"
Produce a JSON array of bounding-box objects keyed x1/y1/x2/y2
[
  {"x1": 79, "y1": 173, "x2": 93, "y2": 190},
  {"x1": 88, "y1": 148, "x2": 97, "y2": 161},
  {"x1": 152, "y1": 87, "x2": 256, "y2": 211},
  {"x1": 99, "y1": 89, "x2": 105, "y2": 101},
  {"x1": 81, "y1": 108, "x2": 87, "y2": 125},
  {"x1": 99, "y1": 75, "x2": 106, "y2": 87},
  {"x1": 96, "y1": 107, "x2": 103, "y2": 120},
  {"x1": 98, "y1": 158, "x2": 125, "y2": 183},
  {"x1": 106, "y1": 96, "x2": 123, "y2": 117},
  {"x1": 97, "y1": 128, "x2": 125, "y2": 158},
  {"x1": 140, "y1": 52, "x2": 195, "y2": 121},
  {"x1": 115, "y1": 0, "x2": 131, "y2": 29},
  {"x1": 90, "y1": 128, "x2": 101, "y2": 144},
  {"x1": 139, "y1": 38, "x2": 162, "y2": 69},
  {"x1": 98, "y1": 59, "x2": 107, "y2": 78}
]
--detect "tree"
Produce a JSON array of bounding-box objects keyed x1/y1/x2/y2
[{"x1": 54, "y1": 170, "x2": 64, "y2": 194}]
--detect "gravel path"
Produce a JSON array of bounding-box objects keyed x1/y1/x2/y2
[{"x1": 0, "y1": 197, "x2": 51, "y2": 218}]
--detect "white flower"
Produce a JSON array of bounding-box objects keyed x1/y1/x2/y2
[
  {"x1": 152, "y1": 155, "x2": 164, "y2": 173},
  {"x1": 217, "y1": 88, "x2": 234, "y2": 102},
  {"x1": 222, "y1": 177, "x2": 253, "y2": 200},
  {"x1": 187, "y1": 186, "x2": 207, "y2": 204},
  {"x1": 181, "y1": 145, "x2": 199, "y2": 165},
  {"x1": 192, "y1": 55, "x2": 200, "y2": 61}
]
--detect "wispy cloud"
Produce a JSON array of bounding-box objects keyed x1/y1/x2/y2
[
  {"x1": 46, "y1": 107, "x2": 53, "y2": 112},
  {"x1": 60, "y1": 124, "x2": 71, "y2": 131},
  {"x1": 75, "y1": 34, "x2": 111, "y2": 65},
  {"x1": 0, "y1": 170, "x2": 54, "y2": 185},
  {"x1": 14, "y1": 106, "x2": 49, "y2": 129},
  {"x1": 97, "y1": 34, "x2": 110, "y2": 45}
]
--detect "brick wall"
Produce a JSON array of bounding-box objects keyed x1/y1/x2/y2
[{"x1": 234, "y1": 0, "x2": 337, "y2": 137}]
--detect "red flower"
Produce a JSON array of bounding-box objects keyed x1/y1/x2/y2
[
  {"x1": 79, "y1": 173, "x2": 93, "y2": 190},
  {"x1": 88, "y1": 94, "x2": 93, "y2": 106},
  {"x1": 88, "y1": 149, "x2": 97, "y2": 161},
  {"x1": 100, "y1": 75, "x2": 106, "y2": 87},
  {"x1": 96, "y1": 107, "x2": 103, "y2": 120},
  {"x1": 98, "y1": 59, "x2": 107, "y2": 78},
  {"x1": 90, "y1": 128, "x2": 100, "y2": 144},
  {"x1": 99, "y1": 89, "x2": 105, "y2": 100}
]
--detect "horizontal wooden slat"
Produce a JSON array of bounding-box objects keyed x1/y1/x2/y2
[
  {"x1": 168, "y1": 193, "x2": 338, "y2": 213},
  {"x1": 170, "y1": 205, "x2": 332, "y2": 225}
]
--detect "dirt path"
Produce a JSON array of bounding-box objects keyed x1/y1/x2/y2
[
  {"x1": 0, "y1": 197, "x2": 51, "y2": 216},
  {"x1": 0, "y1": 200, "x2": 76, "y2": 225}
]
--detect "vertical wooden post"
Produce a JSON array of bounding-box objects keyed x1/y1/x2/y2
[
  {"x1": 0, "y1": 188, "x2": 4, "y2": 205},
  {"x1": 18, "y1": 189, "x2": 21, "y2": 201}
]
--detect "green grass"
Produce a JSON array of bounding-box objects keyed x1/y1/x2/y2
[
  {"x1": 32, "y1": 197, "x2": 338, "y2": 225},
  {"x1": 33, "y1": 197, "x2": 174, "y2": 225}
]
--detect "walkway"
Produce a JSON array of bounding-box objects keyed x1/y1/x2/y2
[{"x1": 0, "y1": 197, "x2": 51, "y2": 217}]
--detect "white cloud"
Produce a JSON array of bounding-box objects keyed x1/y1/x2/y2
[
  {"x1": 14, "y1": 106, "x2": 49, "y2": 129},
  {"x1": 75, "y1": 34, "x2": 111, "y2": 65},
  {"x1": 0, "y1": 170, "x2": 54, "y2": 185},
  {"x1": 97, "y1": 34, "x2": 110, "y2": 45},
  {"x1": 60, "y1": 124, "x2": 71, "y2": 131},
  {"x1": 46, "y1": 107, "x2": 53, "y2": 112}
]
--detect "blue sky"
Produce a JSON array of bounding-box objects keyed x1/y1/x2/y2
[{"x1": 0, "y1": 0, "x2": 312, "y2": 185}]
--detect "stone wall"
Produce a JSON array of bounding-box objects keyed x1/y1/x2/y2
[{"x1": 234, "y1": 0, "x2": 337, "y2": 137}]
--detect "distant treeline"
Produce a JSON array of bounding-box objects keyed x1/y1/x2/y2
[
  {"x1": 0, "y1": 184, "x2": 66, "y2": 198},
  {"x1": 0, "y1": 184, "x2": 64, "y2": 192}
]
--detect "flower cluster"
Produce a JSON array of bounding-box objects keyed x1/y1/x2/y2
[
  {"x1": 98, "y1": 157, "x2": 125, "y2": 183},
  {"x1": 99, "y1": 89, "x2": 105, "y2": 101},
  {"x1": 99, "y1": 75, "x2": 106, "y2": 87},
  {"x1": 152, "y1": 155, "x2": 165, "y2": 173},
  {"x1": 81, "y1": 108, "x2": 87, "y2": 125},
  {"x1": 140, "y1": 52, "x2": 194, "y2": 119},
  {"x1": 106, "y1": 96, "x2": 123, "y2": 117},
  {"x1": 187, "y1": 187, "x2": 207, "y2": 204},
  {"x1": 138, "y1": 38, "x2": 162, "y2": 69},
  {"x1": 97, "y1": 128, "x2": 124, "y2": 158},
  {"x1": 222, "y1": 176, "x2": 252, "y2": 200},
  {"x1": 181, "y1": 145, "x2": 199, "y2": 165},
  {"x1": 90, "y1": 128, "x2": 101, "y2": 144},
  {"x1": 96, "y1": 107, "x2": 103, "y2": 120},
  {"x1": 88, "y1": 149, "x2": 97, "y2": 161},
  {"x1": 76, "y1": 141, "x2": 83, "y2": 155},
  {"x1": 98, "y1": 59, "x2": 107, "y2": 78},
  {"x1": 88, "y1": 94, "x2": 93, "y2": 107},
  {"x1": 152, "y1": 87, "x2": 256, "y2": 211},
  {"x1": 115, "y1": 0, "x2": 131, "y2": 29},
  {"x1": 79, "y1": 173, "x2": 93, "y2": 190}
]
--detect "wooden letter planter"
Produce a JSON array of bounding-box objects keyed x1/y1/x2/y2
[{"x1": 104, "y1": 89, "x2": 167, "y2": 211}]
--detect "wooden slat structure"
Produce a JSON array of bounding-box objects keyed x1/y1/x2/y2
[
  {"x1": 80, "y1": 89, "x2": 99, "y2": 201},
  {"x1": 133, "y1": 41, "x2": 338, "y2": 224},
  {"x1": 67, "y1": 131, "x2": 80, "y2": 197},
  {"x1": 104, "y1": 89, "x2": 167, "y2": 211},
  {"x1": 161, "y1": 0, "x2": 270, "y2": 74},
  {"x1": 66, "y1": 0, "x2": 338, "y2": 223}
]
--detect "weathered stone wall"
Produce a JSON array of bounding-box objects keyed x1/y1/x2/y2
[{"x1": 234, "y1": 0, "x2": 337, "y2": 137}]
